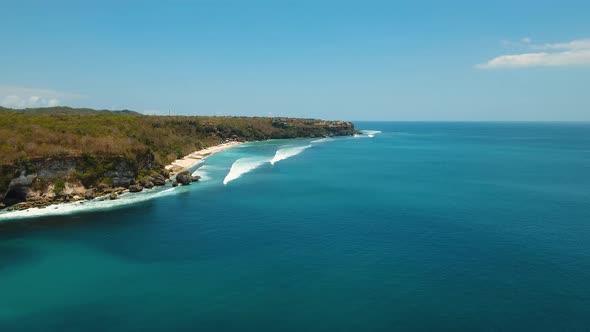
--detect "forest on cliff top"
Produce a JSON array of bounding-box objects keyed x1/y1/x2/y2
[{"x1": 0, "y1": 106, "x2": 356, "y2": 167}]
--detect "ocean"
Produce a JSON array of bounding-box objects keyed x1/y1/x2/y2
[{"x1": 1, "y1": 122, "x2": 589, "y2": 331}]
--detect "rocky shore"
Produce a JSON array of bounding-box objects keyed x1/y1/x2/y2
[{"x1": 1, "y1": 150, "x2": 214, "y2": 212}]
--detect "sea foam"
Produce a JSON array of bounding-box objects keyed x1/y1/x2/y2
[
  {"x1": 223, "y1": 157, "x2": 270, "y2": 185},
  {"x1": 0, "y1": 186, "x2": 178, "y2": 221},
  {"x1": 361, "y1": 130, "x2": 382, "y2": 138},
  {"x1": 353, "y1": 130, "x2": 382, "y2": 138},
  {"x1": 270, "y1": 145, "x2": 312, "y2": 165},
  {"x1": 192, "y1": 165, "x2": 214, "y2": 182}
]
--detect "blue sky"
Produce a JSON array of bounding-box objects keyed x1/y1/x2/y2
[{"x1": 1, "y1": 0, "x2": 589, "y2": 120}]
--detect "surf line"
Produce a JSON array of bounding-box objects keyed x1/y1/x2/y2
[
  {"x1": 270, "y1": 145, "x2": 312, "y2": 165},
  {"x1": 223, "y1": 144, "x2": 313, "y2": 185}
]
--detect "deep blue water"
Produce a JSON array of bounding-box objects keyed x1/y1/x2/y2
[{"x1": 1, "y1": 122, "x2": 590, "y2": 331}]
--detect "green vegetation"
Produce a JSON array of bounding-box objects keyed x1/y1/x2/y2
[
  {"x1": 74, "y1": 154, "x2": 116, "y2": 188},
  {"x1": 0, "y1": 107, "x2": 356, "y2": 167},
  {"x1": 53, "y1": 178, "x2": 65, "y2": 195},
  {"x1": 0, "y1": 107, "x2": 357, "y2": 199},
  {"x1": 0, "y1": 167, "x2": 13, "y2": 195}
]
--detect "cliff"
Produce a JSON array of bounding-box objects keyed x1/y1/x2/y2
[
  {"x1": 0, "y1": 107, "x2": 359, "y2": 210},
  {"x1": 0, "y1": 152, "x2": 167, "y2": 210}
]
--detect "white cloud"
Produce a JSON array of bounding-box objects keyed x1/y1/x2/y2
[
  {"x1": 477, "y1": 38, "x2": 590, "y2": 69},
  {"x1": 535, "y1": 39, "x2": 590, "y2": 50},
  {"x1": 0, "y1": 85, "x2": 83, "y2": 108}
]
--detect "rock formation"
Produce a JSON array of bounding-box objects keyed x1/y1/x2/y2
[
  {"x1": 176, "y1": 171, "x2": 192, "y2": 185},
  {"x1": 129, "y1": 184, "x2": 143, "y2": 192}
]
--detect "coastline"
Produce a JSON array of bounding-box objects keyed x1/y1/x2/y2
[
  {"x1": 0, "y1": 110, "x2": 359, "y2": 212},
  {"x1": 0, "y1": 133, "x2": 363, "y2": 220},
  {"x1": 0, "y1": 141, "x2": 245, "y2": 217},
  {"x1": 165, "y1": 141, "x2": 243, "y2": 176}
]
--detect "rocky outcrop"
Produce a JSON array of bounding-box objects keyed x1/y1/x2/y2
[
  {"x1": 176, "y1": 171, "x2": 192, "y2": 185},
  {"x1": 3, "y1": 172, "x2": 36, "y2": 206},
  {"x1": 175, "y1": 172, "x2": 200, "y2": 185},
  {"x1": 141, "y1": 178, "x2": 155, "y2": 189},
  {"x1": 311, "y1": 120, "x2": 359, "y2": 136},
  {"x1": 136, "y1": 172, "x2": 168, "y2": 190},
  {"x1": 151, "y1": 174, "x2": 167, "y2": 186},
  {"x1": 84, "y1": 189, "x2": 96, "y2": 200},
  {"x1": 129, "y1": 184, "x2": 143, "y2": 192}
]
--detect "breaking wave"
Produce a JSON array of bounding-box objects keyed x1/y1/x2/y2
[
  {"x1": 353, "y1": 130, "x2": 382, "y2": 138},
  {"x1": 223, "y1": 157, "x2": 270, "y2": 185},
  {"x1": 362, "y1": 130, "x2": 382, "y2": 138},
  {"x1": 270, "y1": 145, "x2": 312, "y2": 165}
]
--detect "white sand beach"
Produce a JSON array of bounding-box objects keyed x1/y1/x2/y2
[{"x1": 165, "y1": 141, "x2": 243, "y2": 175}]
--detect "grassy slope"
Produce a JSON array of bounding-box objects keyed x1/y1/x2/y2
[{"x1": 0, "y1": 109, "x2": 354, "y2": 166}]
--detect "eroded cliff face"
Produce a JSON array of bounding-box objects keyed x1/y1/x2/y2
[
  {"x1": 0, "y1": 152, "x2": 165, "y2": 210},
  {"x1": 103, "y1": 159, "x2": 137, "y2": 188},
  {"x1": 268, "y1": 119, "x2": 359, "y2": 138},
  {"x1": 322, "y1": 121, "x2": 358, "y2": 136}
]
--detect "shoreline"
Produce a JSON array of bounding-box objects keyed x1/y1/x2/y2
[
  {"x1": 165, "y1": 141, "x2": 243, "y2": 176},
  {"x1": 0, "y1": 134, "x2": 361, "y2": 220},
  {"x1": 0, "y1": 141, "x2": 245, "y2": 217}
]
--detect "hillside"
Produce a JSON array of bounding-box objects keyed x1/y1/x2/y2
[{"x1": 0, "y1": 107, "x2": 358, "y2": 209}]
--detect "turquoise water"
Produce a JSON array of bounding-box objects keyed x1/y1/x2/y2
[{"x1": 1, "y1": 122, "x2": 590, "y2": 331}]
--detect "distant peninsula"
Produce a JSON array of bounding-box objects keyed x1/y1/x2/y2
[{"x1": 0, "y1": 106, "x2": 358, "y2": 211}]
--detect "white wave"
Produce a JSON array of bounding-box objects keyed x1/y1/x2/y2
[
  {"x1": 362, "y1": 130, "x2": 381, "y2": 137},
  {"x1": 311, "y1": 137, "x2": 334, "y2": 144},
  {"x1": 223, "y1": 157, "x2": 270, "y2": 185},
  {"x1": 270, "y1": 145, "x2": 312, "y2": 165},
  {"x1": 192, "y1": 170, "x2": 210, "y2": 182},
  {"x1": 0, "y1": 186, "x2": 178, "y2": 221},
  {"x1": 353, "y1": 130, "x2": 382, "y2": 138},
  {"x1": 192, "y1": 165, "x2": 212, "y2": 182}
]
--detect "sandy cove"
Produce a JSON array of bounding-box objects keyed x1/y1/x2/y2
[{"x1": 165, "y1": 141, "x2": 243, "y2": 176}]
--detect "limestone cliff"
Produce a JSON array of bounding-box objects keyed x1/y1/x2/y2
[{"x1": 0, "y1": 153, "x2": 168, "y2": 210}]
